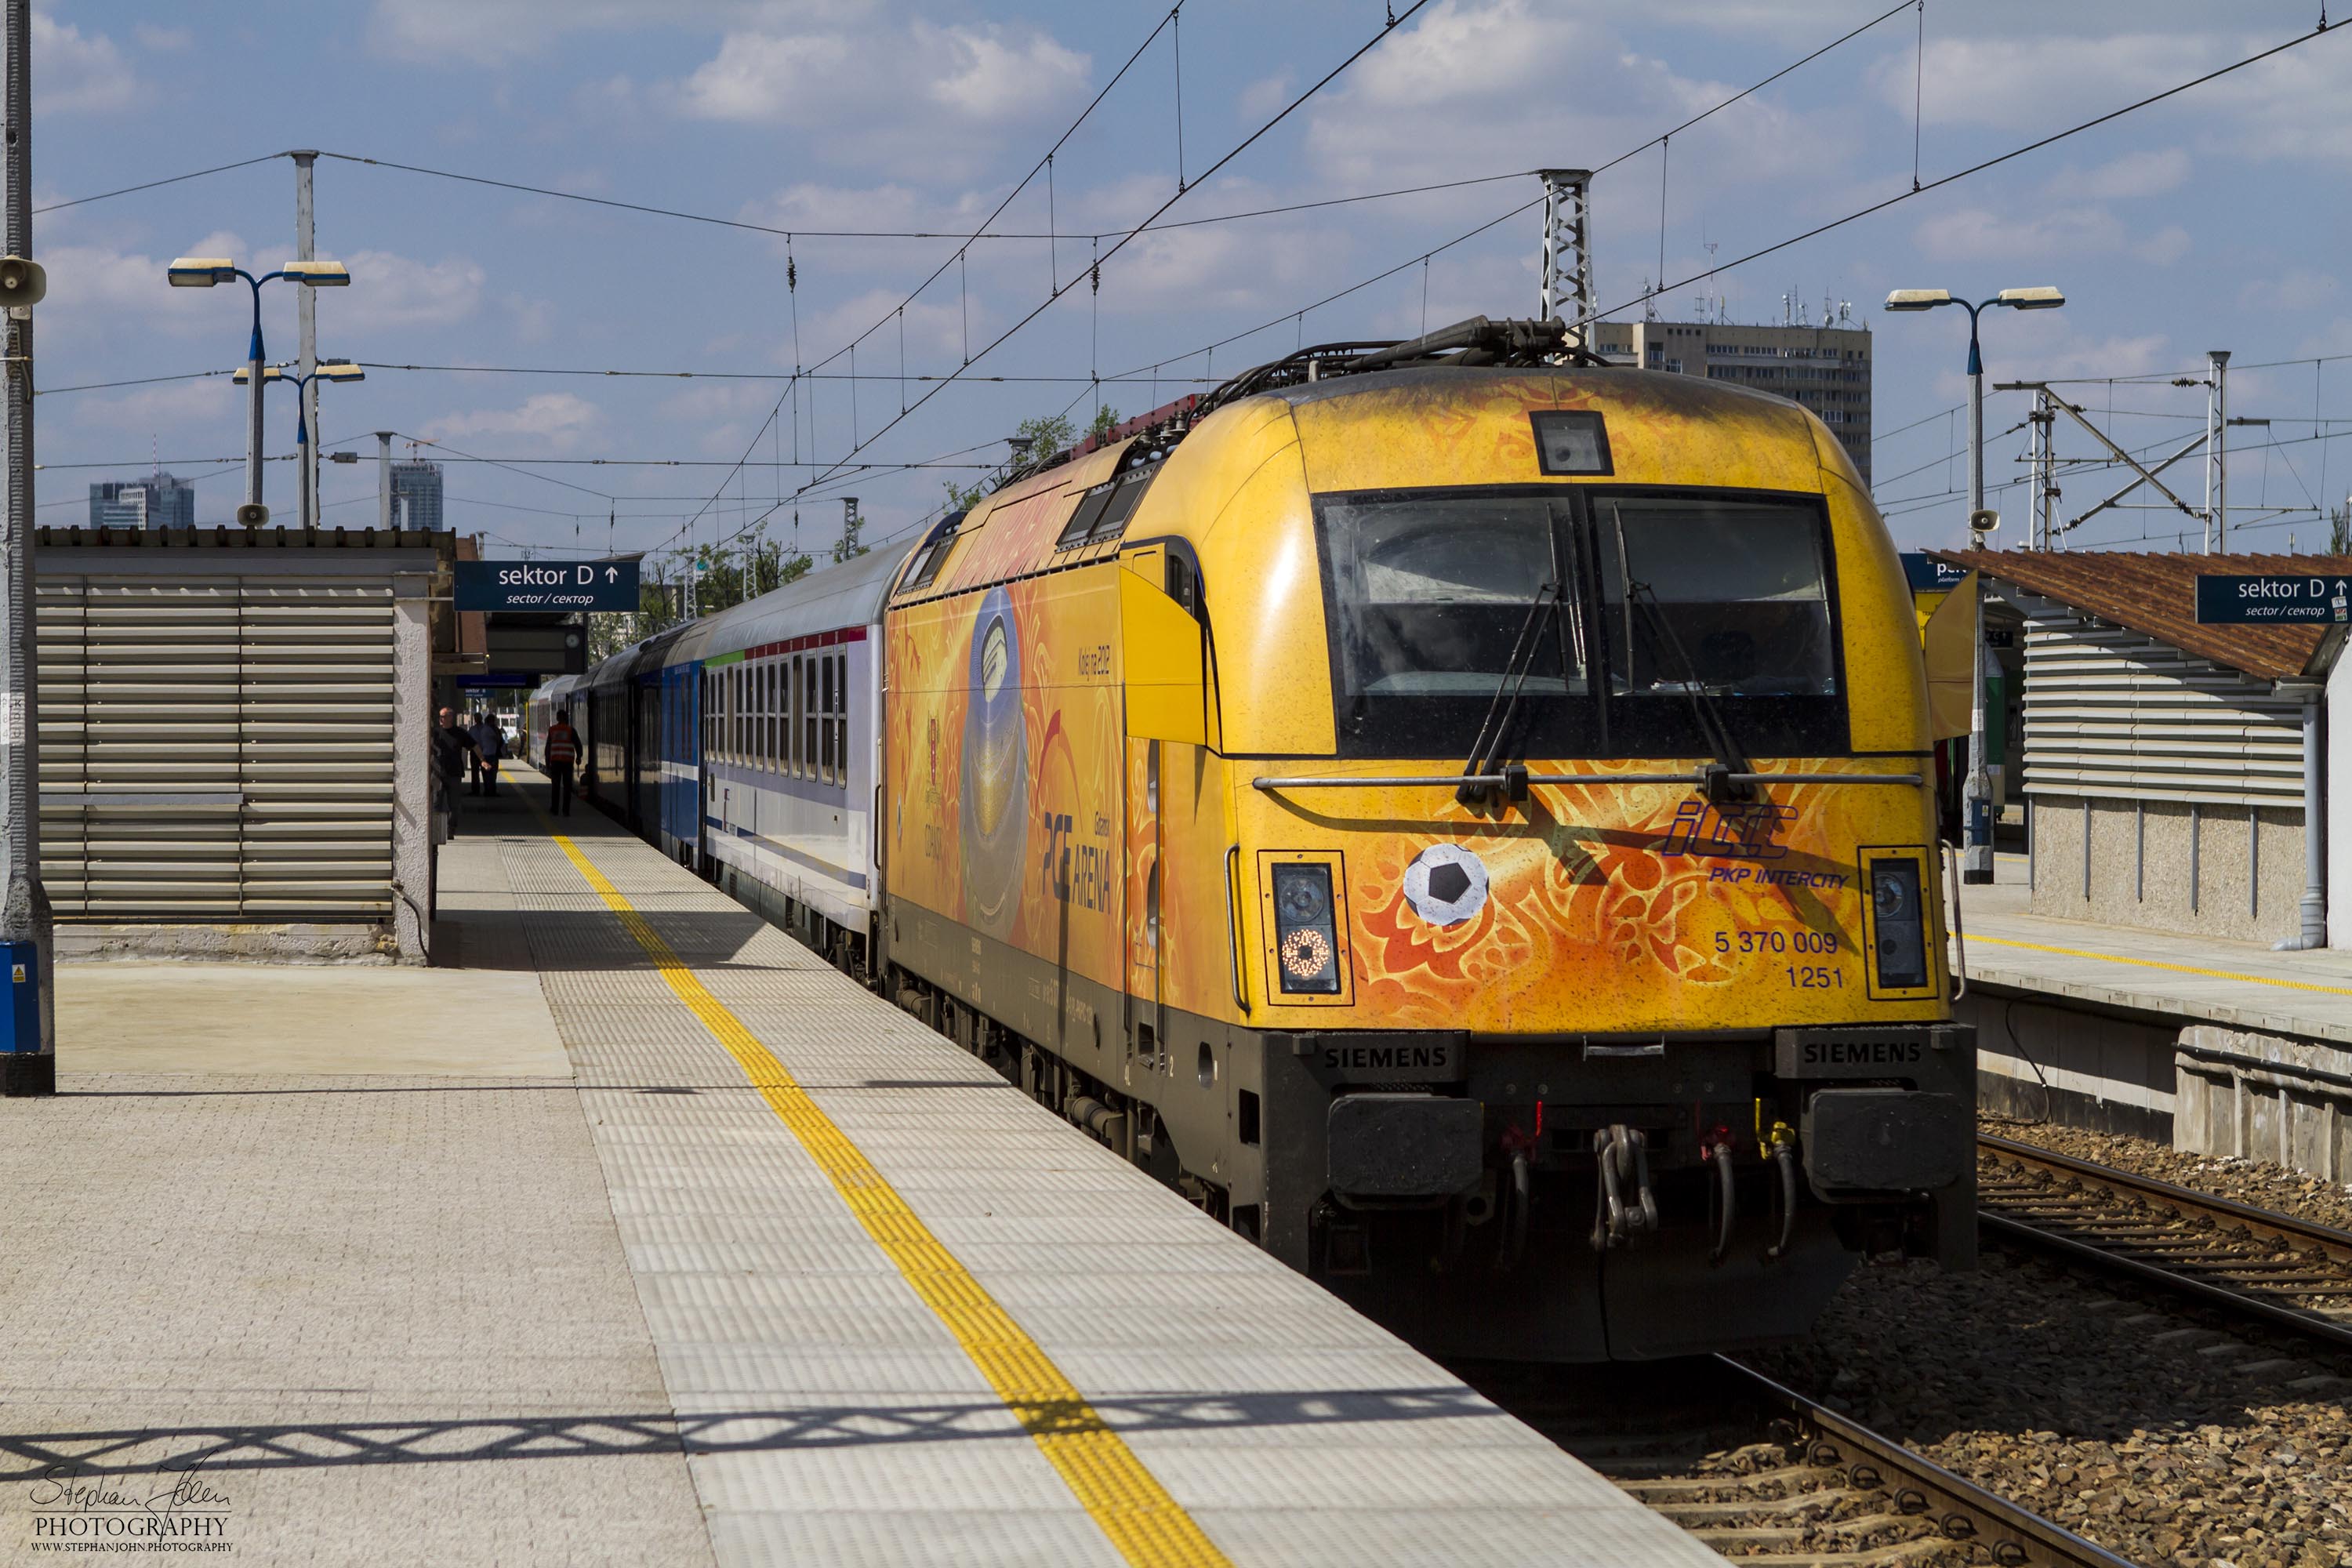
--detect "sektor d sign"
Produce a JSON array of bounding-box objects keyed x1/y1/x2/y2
[
  {"x1": 2194, "y1": 574, "x2": 2350, "y2": 626},
  {"x1": 455, "y1": 559, "x2": 640, "y2": 612}
]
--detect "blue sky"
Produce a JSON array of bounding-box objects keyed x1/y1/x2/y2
[{"x1": 23, "y1": 2, "x2": 2352, "y2": 563}]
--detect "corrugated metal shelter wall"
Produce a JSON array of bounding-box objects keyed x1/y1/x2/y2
[
  {"x1": 2021, "y1": 612, "x2": 2303, "y2": 809},
  {"x1": 36, "y1": 572, "x2": 397, "y2": 920}
]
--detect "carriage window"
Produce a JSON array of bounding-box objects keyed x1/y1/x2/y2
[
  {"x1": 834, "y1": 653, "x2": 849, "y2": 784},
  {"x1": 804, "y1": 658, "x2": 818, "y2": 778},
  {"x1": 789, "y1": 655, "x2": 803, "y2": 776},
  {"x1": 763, "y1": 663, "x2": 776, "y2": 768},
  {"x1": 1597, "y1": 497, "x2": 1835, "y2": 698},
  {"x1": 821, "y1": 653, "x2": 837, "y2": 782}
]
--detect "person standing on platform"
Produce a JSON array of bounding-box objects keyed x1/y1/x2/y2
[
  {"x1": 543, "y1": 707, "x2": 583, "y2": 817},
  {"x1": 468, "y1": 712, "x2": 505, "y2": 797},
  {"x1": 433, "y1": 707, "x2": 477, "y2": 838}
]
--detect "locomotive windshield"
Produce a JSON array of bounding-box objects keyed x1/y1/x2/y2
[{"x1": 1313, "y1": 487, "x2": 1846, "y2": 760}]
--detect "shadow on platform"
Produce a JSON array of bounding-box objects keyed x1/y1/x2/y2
[{"x1": 0, "y1": 1387, "x2": 1501, "y2": 1479}]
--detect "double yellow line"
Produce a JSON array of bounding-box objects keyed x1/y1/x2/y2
[{"x1": 546, "y1": 830, "x2": 1229, "y2": 1568}]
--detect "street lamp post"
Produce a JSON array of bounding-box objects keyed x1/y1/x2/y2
[
  {"x1": 1884, "y1": 285, "x2": 2065, "y2": 887},
  {"x1": 168, "y1": 257, "x2": 350, "y2": 524},
  {"x1": 234, "y1": 360, "x2": 365, "y2": 528}
]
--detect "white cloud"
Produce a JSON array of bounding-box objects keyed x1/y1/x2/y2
[
  {"x1": 423, "y1": 392, "x2": 601, "y2": 451},
  {"x1": 672, "y1": 30, "x2": 853, "y2": 122},
  {"x1": 132, "y1": 24, "x2": 193, "y2": 52},
  {"x1": 34, "y1": 14, "x2": 138, "y2": 114},
  {"x1": 1879, "y1": 32, "x2": 2352, "y2": 166},
  {"x1": 1302, "y1": 0, "x2": 1849, "y2": 195},
  {"x1": 366, "y1": 0, "x2": 857, "y2": 66},
  {"x1": 1238, "y1": 70, "x2": 1294, "y2": 122},
  {"x1": 334, "y1": 249, "x2": 486, "y2": 331},
  {"x1": 2241, "y1": 269, "x2": 2339, "y2": 314},
  {"x1": 2135, "y1": 225, "x2": 2190, "y2": 266},
  {"x1": 918, "y1": 24, "x2": 1087, "y2": 121},
  {"x1": 67, "y1": 379, "x2": 227, "y2": 433},
  {"x1": 660, "y1": 15, "x2": 1090, "y2": 176},
  {"x1": 1911, "y1": 204, "x2": 2126, "y2": 261},
  {"x1": 2043, "y1": 148, "x2": 2191, "y2": 201}
]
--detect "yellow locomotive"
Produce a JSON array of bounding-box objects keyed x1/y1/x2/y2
[{"x1": 880, "y1": 317, "x2": 1972, "y2": 1360}]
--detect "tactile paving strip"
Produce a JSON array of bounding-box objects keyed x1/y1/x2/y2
[{"x1": 500, "y1": 809, "x2": 1719, "y2": 1567}]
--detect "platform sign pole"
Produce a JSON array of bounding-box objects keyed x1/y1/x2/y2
[{"x1": 2, "y1": 0, "x2": 54, "y2": 1094}]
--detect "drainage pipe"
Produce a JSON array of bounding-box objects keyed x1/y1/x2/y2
[{"x1": 2276, "y1": 682, "x2": 2327, "y2": 950}]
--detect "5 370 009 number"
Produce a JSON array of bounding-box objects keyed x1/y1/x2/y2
[{"x1": 1714, "y1": 928, "x2": 1839, "y2": 956}]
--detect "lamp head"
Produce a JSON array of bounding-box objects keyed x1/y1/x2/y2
[
  {"x1": 230, "y1": 365, "x2": 287, "y2": 385},
  {"x1": 280, "y1": 260, "x2": 350, "y2": 287},
  {"x1": 1884, "y1": 288, "x2": 1952, "y2": 312},
  {"x1": 315, "y1": 361, "x2": 365, "y2": 383},
  {"x1": 1996, "y1": 285, "x2": 2065, "y2": 310},
  {"x1": 169, "y1": 256, "x2": 237, "y2": 288}
]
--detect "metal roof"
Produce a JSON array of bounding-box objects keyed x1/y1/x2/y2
[{"x1": 1930, "y1": 547, "x2": 2352, "y2": 682}]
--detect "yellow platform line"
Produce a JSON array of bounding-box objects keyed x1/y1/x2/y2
[
  {"x1": 545, "y1": 829, "x2": 1231, "y2": 1568},
  {"x1": 1972, "y1": 934, "x2": 2352, "y2": 999}
]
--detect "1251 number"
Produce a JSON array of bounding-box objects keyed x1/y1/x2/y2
[{"x1": 1785, "y1": 965, "x2": 1844, "y2": 989}]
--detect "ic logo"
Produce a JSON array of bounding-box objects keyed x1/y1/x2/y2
[{"x1": 1660, "y1": 799, "x2": 1797, "y2": 860}]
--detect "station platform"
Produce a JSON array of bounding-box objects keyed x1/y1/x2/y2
[
  {"x1": 0, "y1": 782, "x2": 1712, "y2": 1567},
  {"x1": 1955, "y1": 851, "x2": 2352, "y2": 1045}
]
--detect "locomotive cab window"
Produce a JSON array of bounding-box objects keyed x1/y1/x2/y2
[{"x1": 1313, "y1": 485, "x2": 1846, "y2": 760}]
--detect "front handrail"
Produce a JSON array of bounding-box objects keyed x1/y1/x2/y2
[{"x1": 1252, "y1": 770, "x2": 1922, "y2": 791}]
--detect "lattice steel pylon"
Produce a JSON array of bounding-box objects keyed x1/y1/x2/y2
[{"x1": 1537, "y1": 169, "x2": 1595, "y2": 350}]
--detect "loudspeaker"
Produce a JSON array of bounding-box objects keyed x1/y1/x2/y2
[
  {"x1": 236, "y1": 503, "x2": 270, "y2": 527},
  {"x1": 0, "y1": 256, "x2": 46, "y2": 308}
]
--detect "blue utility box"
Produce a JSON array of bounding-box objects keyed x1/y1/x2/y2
[{"x1": 1, "y1": 940, "x2": 36, "y2": 1054}]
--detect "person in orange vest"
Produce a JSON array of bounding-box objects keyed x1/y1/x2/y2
[{"x1": 543, "y1": 708, "x2": 583, "y2": 818}]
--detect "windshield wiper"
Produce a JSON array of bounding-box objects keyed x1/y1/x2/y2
[
  {"x1": 1605, "y1": 502, "x2": 1751, "y2": 804},
  {"x1": 1625, "y1": 582, "x2": 1754, "y2": 803},
  {"x1": 1458, "y1": 578, "x2": 1566, "y2": 806}
]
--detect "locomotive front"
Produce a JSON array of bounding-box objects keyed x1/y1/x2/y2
[{"x1": 1179, "y1": 366, "x2": 1974, "y2": 1360}]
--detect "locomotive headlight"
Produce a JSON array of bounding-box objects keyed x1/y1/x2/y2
[
  {"x1": 1867, "y1": 857, "x2": 1929, "y2": 990},
  {"x1": 1270, "y1": 862, "x2": 1342, "y2": 995}
]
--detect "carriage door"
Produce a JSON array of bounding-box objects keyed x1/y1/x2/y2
[{"x1": 1120, "y1": 545, "x2": 1208, "y2": 1076}]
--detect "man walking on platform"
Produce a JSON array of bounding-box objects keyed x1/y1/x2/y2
[
  {"x1": 433, "y1": 707, "x2": 477, "y2": 838},
  {"x1": 543, "y1": 707, "x2": 582, "y2": 818},
  {"x1": 468, "y1": 712, "x2": 505, "y2": 797}
]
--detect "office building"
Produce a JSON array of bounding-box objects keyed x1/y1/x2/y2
[
  {"x1": 88, "y1": 473, "x2": 198, "y2": 531},
  {"x1": 1591, "y1": 317, "x2": 1873, "y2": 486},
  {"x1": 391, "y1": 459, "x2": 445, "y2": 532}
]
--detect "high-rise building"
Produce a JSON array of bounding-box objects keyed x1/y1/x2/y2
[
  {"x1": 89, "y1": 473, "x2": 198, "y2": 530},
  {"x1": 1591, "y1": 318, "x2": 1873, "y2": 487},
  {"x1": 390, "y1": 459, "x2": 445, "y2": 532}
]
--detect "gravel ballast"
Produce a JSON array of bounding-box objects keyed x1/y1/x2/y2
[
  {"x1": 1984, "y1": 1115, "x2": 2352, "y2": 1236},
  {"x1": 1750, "y1": 1217, "x2": 2352, "y2": 1566}
]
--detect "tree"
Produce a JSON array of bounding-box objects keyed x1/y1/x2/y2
[
  {"x1": 940, "y1": 406, "x2": 1122, "y2": 514},
  {"x1": 833, "y1": 506, "x2": 869, "y2": 564}
]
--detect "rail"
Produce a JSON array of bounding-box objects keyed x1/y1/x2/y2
[
  {"x1": 1979, "y1": 1132, "x2": 2352, "y2": 1352},
  {"x1": 1715, "y1": 1356, "x2": 2142, "y2": 1568}
]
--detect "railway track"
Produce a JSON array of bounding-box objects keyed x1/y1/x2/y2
[
  {"x1": 1978, "y1": 1131, "x2": 2352, "y2": 1350},
  {"x1": 1462, "y1": 1356, "x2": 2134, "y2": 1567}
]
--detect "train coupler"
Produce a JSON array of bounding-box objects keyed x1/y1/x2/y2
[{"x1": 1588, "y1": 1124, "x2": 1658, "y2": 1251}]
